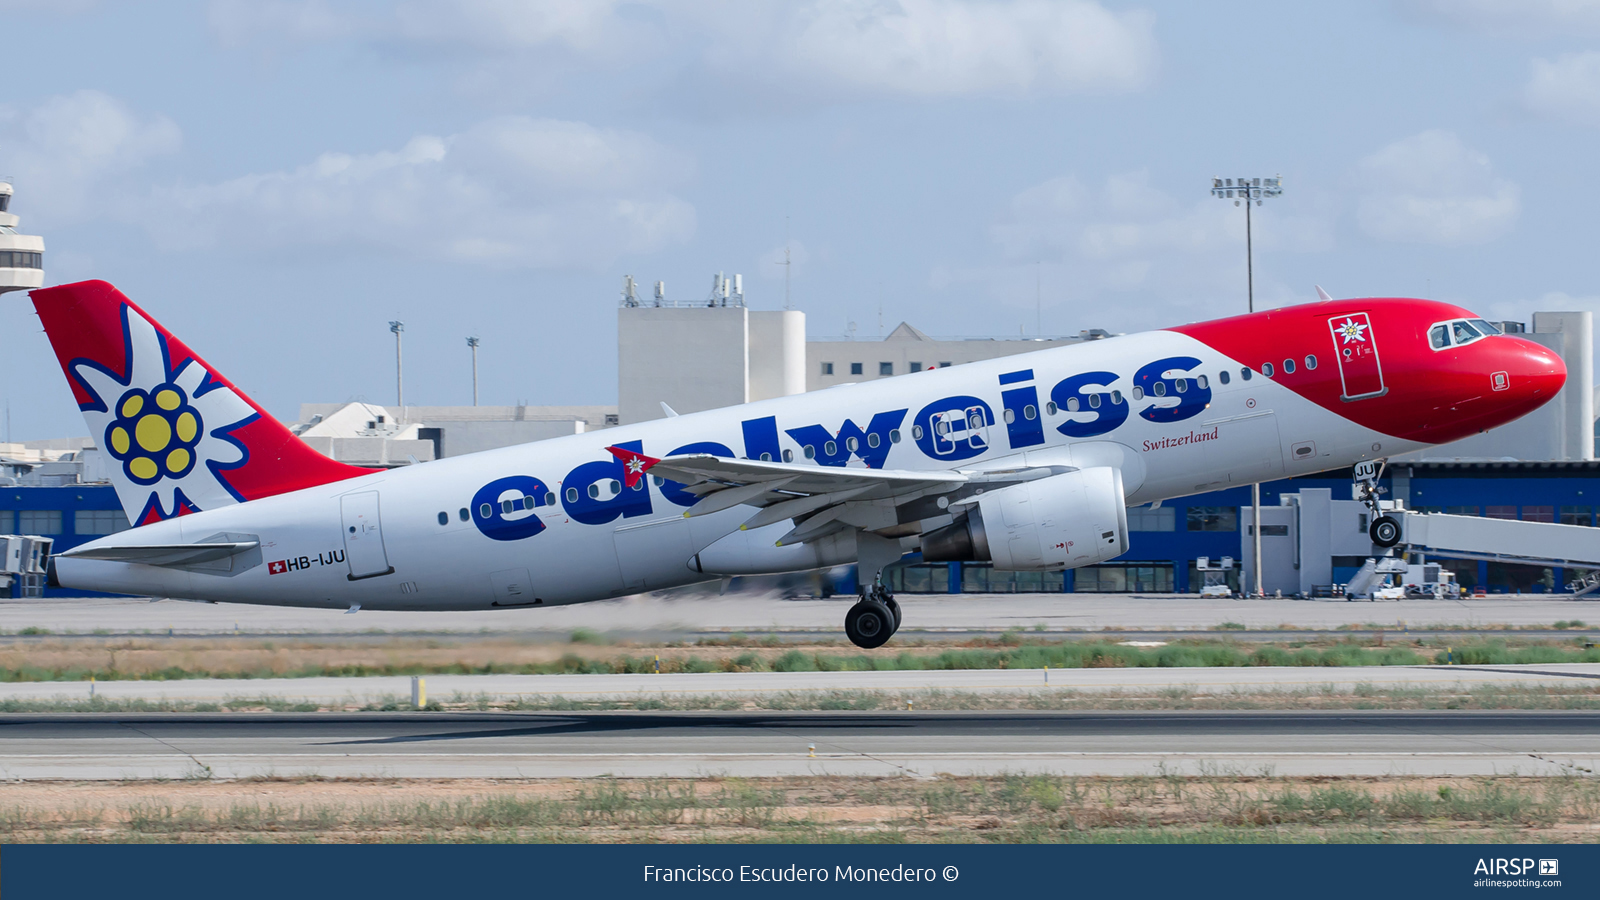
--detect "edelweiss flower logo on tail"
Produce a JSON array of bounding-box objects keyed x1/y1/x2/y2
[{"x1": 72, "y1": 304, "x2": 256, "y2": 522}]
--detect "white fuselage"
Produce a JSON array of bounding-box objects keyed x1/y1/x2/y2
[{"x1": 57, "y1": 331, "x2": 1413, "y2": 609}]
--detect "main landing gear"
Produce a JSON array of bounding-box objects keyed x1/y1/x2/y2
[
  {"x1": 1356, "y1": 459, "x2": 1402, "y2": 548},
  {"x1": 845, "y1": 584, "x2": 901, "y2": 649}
]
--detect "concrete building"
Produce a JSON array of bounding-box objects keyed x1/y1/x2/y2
[
  {"x1": 807, "y1": 323, "x2": 1115, "y2": 391},
  {"x1": 616, "y1": 274, "x2": 805, "y2": 425},
  {"x1": 0, "y1": 180, "x2": 45, "y2": 295},
  {"x1": 291, "y1": 402, "x2": 617, "y2": 465}
]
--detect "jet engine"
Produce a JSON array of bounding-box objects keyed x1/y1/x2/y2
[{"x1": 921, "y1": 467, "x2": 1128, "y2": 570}]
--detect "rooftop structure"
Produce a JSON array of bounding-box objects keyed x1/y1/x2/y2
[{"x1": 0, "y1": 181, "x2": 45, "y2": 295}]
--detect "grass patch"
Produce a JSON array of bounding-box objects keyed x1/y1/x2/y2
[{"x1": 0, "y1": 774, "x2": 1595, "y2": 843}]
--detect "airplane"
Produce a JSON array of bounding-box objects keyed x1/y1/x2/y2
[{"x1": 35, "y1": 280, "x2": 1564, "y2": 647}]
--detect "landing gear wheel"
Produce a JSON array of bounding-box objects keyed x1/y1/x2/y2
[
  {"x1": 1370, "y1": 514, "x2": 1401, "y2": 548},
  {"x1": 882, "y1": 596, "x2": 902, "y2": 633},
  {"x1": 845, "y1": 598, "x2": 895, "y2": 649}
]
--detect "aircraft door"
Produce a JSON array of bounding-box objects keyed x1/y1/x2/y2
[
  {"x1": 340, "y1": 491, "x2": 394, "y2": 580},
  {"x1": 1327, "y1": 312, "x2": 1386, "y2": 400}
]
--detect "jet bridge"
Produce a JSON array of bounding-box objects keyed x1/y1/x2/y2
[
  {"x1": 1248, "y1": 489, "x2": 1600, "y2": 598},
  {"x1": 1400, "y1": 511, "x2": 1600, "y2": 595}
]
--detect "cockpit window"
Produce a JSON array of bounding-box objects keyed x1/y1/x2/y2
[{"x1": 1430, "y1": 317, "x2": 1500, "y2": 351}]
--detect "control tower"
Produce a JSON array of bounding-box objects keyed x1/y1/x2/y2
[{"x1": 0, "y1": 180, "x2": 44, "y2": 294}]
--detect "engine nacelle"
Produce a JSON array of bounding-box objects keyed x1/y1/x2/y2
[{"x1": 921, "y1": 467, "x2": 1128, "y2": 570}]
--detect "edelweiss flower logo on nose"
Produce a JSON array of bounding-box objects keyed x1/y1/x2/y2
[
  {"x1": 1336, "y1": 317, "x2": 1369, "y2": 343},
  {"x1": 106, "y1": 384, "x2": 203, "y2": 484}
]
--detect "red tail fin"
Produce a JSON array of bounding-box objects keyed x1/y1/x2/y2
[{"x1": 31, "y1": 280, "x2": 372, "y2": 524}]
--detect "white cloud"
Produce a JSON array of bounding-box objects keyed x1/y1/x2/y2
[
  {"x1": 146, "y1": 116, "x2": 695, "y2": 268},
  {"x1": 1400, "y1": 0, "x2": 1600, "y2": 36},
  {"x1": 1354, "y1": 131, "x2": 1519, "y2": 246},
  {"x1": 206, "y1": 0, "x2": 1159, "y2": 99},
  {"x1": 736, "y1": 0, "x2": 1158, "y2": 98},
  {"x1": 1522, "y1": 52, "x2": 1600, "y2": 125},
  {"x1": 0, "y1": 91, "x2": 180, "y2": 224},
  {"x1": 975, "y1": 170, "x2": 1333, "y2": 327}
]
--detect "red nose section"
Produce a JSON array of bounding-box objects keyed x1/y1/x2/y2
[
  {"x1": 1170, "y1": 298, "x2": 1569, "y2": 447},
  {"x1": 1489, "y1": 336, "x2": 1567, "y2": 423}
]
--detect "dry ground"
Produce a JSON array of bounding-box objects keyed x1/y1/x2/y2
[
  {"x1": 2, "y1": 631, "x2": 1595, "y2": 682},
  {"x1": 1, "y1": 775, "x2": 1597, "y2": 843}
]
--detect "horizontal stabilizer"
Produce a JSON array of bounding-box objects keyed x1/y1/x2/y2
[{"x1": 60, "y1": 541, "x2": 260, "y2": 567}]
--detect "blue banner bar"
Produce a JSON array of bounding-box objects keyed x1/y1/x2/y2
[{"x1": 4, "y1": 844, "x2": 1594, "y2": 899}]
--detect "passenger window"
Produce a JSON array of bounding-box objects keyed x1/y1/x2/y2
[
  {"x1": 1305, "y1": 355, "x2": 1317, "y2": 370},
  {"x1": 1153, "y1": 381, "x2": 1167, "y2": 397},
  {"x1": 1067, "y1": 397, "x2": 1081, "y2": 412},
  {"x1": 867, "y1": 433, "x2": 880, "y2": 448},
  {"x1": 458, "y1": 507, "x2": 469, "y2": 522},
  {"x1": 437, "y1": 511, "x2": 448, "y2": 526},
  {"x1": 480, "y1": 503, "x2": 493, "y2": 518},
  {"x1": 889, "y1": 429, "x2": 901, "y2": 443},
  {"x1": 1003, "y1": 408, "x2": 1016, "y2": 424},
  {"x1": 1429, "y1": 324, "x2": 1450, "y2": 350},
  {"x1": 545, "y1": 492, "x2": 556, "y2": 506},
  {"x1": 1132, "y1": 386, "x2": 1144, "y2": 400},
  {"x1": 1283, "y1": 358, "x2": 1295, "y2": 374},
  {"x1": 1198, "y1": 375, "x2": 1209, "y2": 390},
  {"x1": 1088, "y1": 394, "x2": 1101, "y2": 409},
  {"x1": 1262, "y1": 362, "x2": 1274, "y2": 377},
  {"x1": 1023, "y1": 404, "x2": 1037, "y2": 420},
  {"x1": 1241, "y1": 367, "x2": 1252, "y2": 381},
  {"x1": 845, "y1": 436, "x2": 859, "y2": 452},
  {"x1": 1219, "y1": 370, "x2": 1230, "y2": 385},
  {"x1": 565, "y1": 488, "x2": 578, "y2": 503},
  {"x1": 588, "y1": 484, "x2": 600, "y2": 499},
  {"x1": 1111, "y1": 390, "x2": 1123, "y2": 404},
  {"x1": 804, "y1": 445, "x2": 816, "y2": 459},
  {"x1": 1045, "y1": 401, "x2": 1058, "y2": 415},
  {"x1": 783, "y1": 448, "x2": 795, "y2": 462},
  {"x1": 824, "y1": 440, "x2": 837, "y2": 456}
]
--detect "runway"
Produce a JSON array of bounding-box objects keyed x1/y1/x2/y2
[
  {"x1": 5, "y1": 593, "x2": 1595, "y2": 636},
  {"x1": 3, "y1": 710, "x2": 1596, "y2": 780},
  {"x1": 8, "y1": 662, "x2": 1599, "y2": 705}
]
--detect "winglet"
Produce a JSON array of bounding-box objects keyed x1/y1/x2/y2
[
  {"x1": 606, "y1": 445, "x2": 661, "y2": 488},
  {"x1": 1315, "y1": 285, "x2": 1334, "y2": 302},
  {"x1": 660, "y1": 401, "x2": 680, "y2": 418}
]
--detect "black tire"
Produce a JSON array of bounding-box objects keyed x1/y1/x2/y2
[
  {"x1": 1370, "y1": 514, "x2": 1401, "y2": 548},
  {"x1": 845, "y1": 599, "x2": 895, "y2": 649},
  {"x1": 883, "y1": 596, "x2": 902, "y2": 633}
]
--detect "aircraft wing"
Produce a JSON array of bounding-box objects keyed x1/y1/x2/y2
[{"x1": 644, "y1": 452, "x2": 1068, "y2": 546}]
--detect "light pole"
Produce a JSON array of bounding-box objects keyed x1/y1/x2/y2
[
  {"x1": 1211, "y1": 174, "x2": 1282, "y2": 598},
  {"x1": 389, "y1": 320, "x2": 404, "y2": 408},
  {"x1": 466, "y1": 336, "x2": 480, "y2": 406}
]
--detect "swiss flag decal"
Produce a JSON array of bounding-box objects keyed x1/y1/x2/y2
[{"x1": 268, "y1": 560, "x2": 287, "y2": 575}]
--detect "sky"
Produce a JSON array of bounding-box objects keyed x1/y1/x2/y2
[{"x1": 3, "y1": 0, "x2": 1600, "y2": 441}]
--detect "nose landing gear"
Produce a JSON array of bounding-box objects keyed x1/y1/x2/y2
[
  {"x1": 845, "y1": 584, "x2": 901, "y2": 649},
  {"x1": 1356, "y1": 459, "x2": 1403, "y2": 548}
]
